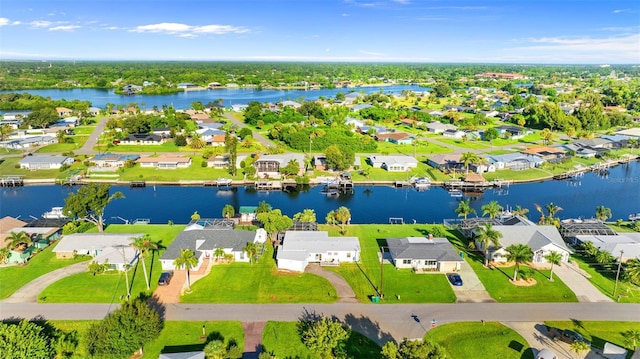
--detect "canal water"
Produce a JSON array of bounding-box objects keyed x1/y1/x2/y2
[
  {"x1": 2, "y1": 161, "x2": 638, "y2": 225},
  {"x1": 1, "y1": 85, "x2": 429, "y2": 110}
]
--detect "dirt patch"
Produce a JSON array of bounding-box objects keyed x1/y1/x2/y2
[{"x1": 510, "y1": 278, "x2": 537, "y2": 286}]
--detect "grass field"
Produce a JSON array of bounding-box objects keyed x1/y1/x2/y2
[
  {"x1": 36, "y1": 136, "x2": 89, "y2": 153},
  {"x1": 425, "y1": 321, "x2": 534, "y2": 359},
  {"x1": 0, "y1": 245, "x2": 90, "y2": 299},
  {"x1": 37, "y1": 224, "x2": 185, "y2": 303},
  {"x1": 569, "y1": 254, "x2": 640, "y2": 303},
  {"x1": 544, "y1": 321, "x2": 639, "y2": 354},
  {"x1": 118, "y1": 156, "x2": 245, "y2": 181},
  {"x1": 324, "y1": 224, "x2": 457, "y2": 303},
  {"x1": 262, "y1": 321, "x2": 382, "y2": 359},
  {"x1": 0, "y1": 156, "x2": 87, "y2": 179},
  {"x1": 181, "y1": 245, "x2": 338, "y2": 303}
]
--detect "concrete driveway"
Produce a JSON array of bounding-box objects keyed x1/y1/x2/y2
[
  {"x1": 553, "y1": 261, "x2": 612, "y2": 303},
  {"x1": 450, "y1": 260, "x2": 495, "y2": 303}
]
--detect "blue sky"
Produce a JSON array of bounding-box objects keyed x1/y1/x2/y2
[{"x1": 1, "y1": 0, "x2": 639, "y2": 64}]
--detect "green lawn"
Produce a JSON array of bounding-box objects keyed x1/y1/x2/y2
[
  {"x1": 371, "y1": 141, "x2": 454, "y2": 155},
  {"x1": 544, "y1": 321, "x2": 639, "y2": 354},
  {"x1": 38, "y1": 224, "x2": 185, "y2": 303},
  {"x1": 96, "y1": 141, "x2": 181, "y2": 153},
  {"x1": 72, "y1": 125, "x2": 97, "y2": 135},
  {"x1": 0, "y1": 245, "x2": 90, "y2": 300},
  {"x1": 447, "y1": 231, "x2": 578, "y2": 303},
  {"x1": 483, "y1": 168, "x2": 554, "y2": 181},
  {"x1": 118, "y1": 156, "x2": 245, "y2": 181},
  {"x1": 182, "y1": 245, "x2": 338, "y2": 303},
  {"x1": 36, "y1": 136, "x2": 88, "y2": 153},
  {"x1": 0, "y1": 156, "x2": 87, "y2": 180},
  {"x1": 349, "y1": 162, "x2": 441, "y2": 182},
  {"x1": 437, "y1": 138, "x2": 492, "y2": 150},
  {"x1": 262, "y1": 321, "x2": 382, "y2": 359},
  {"x1": 425, "y1": 321, "x2": 534, "y2": 359},
  {"x1": 569, "y1": 254, "x2": 640, "y2": 303},
  {"x1": 324, "y1": 224, "x2": 457, "y2": 303}
]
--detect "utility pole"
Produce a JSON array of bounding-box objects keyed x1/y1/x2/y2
[
  {"x1": 613, "y1": 250, "x2": 624, "y2": 298},
  {"x1": 379, "y1": 246, "x2": 384, "y2": 297}
]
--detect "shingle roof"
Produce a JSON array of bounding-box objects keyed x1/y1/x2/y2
[
  {"x1": 387, "y1": 237, "x2": 462, "y2": 262},
  {"x1": 161, "y1": 229, "x2": 256, "y2": 260}
]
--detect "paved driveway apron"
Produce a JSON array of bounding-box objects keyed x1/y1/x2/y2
[
  {"x1": 2, "y1": 261, "x2": 89, "y2": 303},
  {"x1": 553, "y1": 261, "x2": 612, "y2": 303}
]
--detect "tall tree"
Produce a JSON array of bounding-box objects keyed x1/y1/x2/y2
[
  {"x1": 455, "y1": 199, "x2": 476, "y2": 220},
  {"x1": 225, "y1": 133, "x2": 238, "y2": 176},
  {"x1": 222, "y1": 204, "x2": 235, "y2": 220},
  {"x1": 513, "y1": 205, "x2": 529, "y2": 219},
  {"x1": 624, "y1": 258, "x2": 640, "y2": 285},
  {"x1": 0, "y1": 320, "x2": 54, "y2": 359},
  {"x1": 475, "y1": 223, "x2": 503, "y2": 266},
  {"x1": 540, "y1": 128, "x2": 554, "y2": 145},
  {"x1": 256, "y1": 209, "x2": 293, "y2": 242},
  {"x1": 595, "y1": 205, "x2": 612, "y2": 222},
  {"x1": 460, "y1": 152, "x2": 482, "y2": 174},
  {"x1": 544, "y1": 251, "x2": 563, "y2": 281},
  {"x1": 242, "y1": 241, "x2": 258, "y2": 265},
  {"x1": 173, "y1": 249, "x2": 198, "y2": 291},
  {"x1": 0, "y1": 124, "x2": 14, "y2": 141},
  {"x1": 0, "y1": 248, "x2": 10, "y2": 264},
  {"x1": 535, "y1": 202, "x2": 563, "y2": 227},
  {"x1": 257, "y1": 201, "x2": 272, "y2": 214},
  {"x1": 506, "y1": 244, "x2": 533, "y2": 281},
  {"x1": 293, "y1": 209, "x2": 317, "y2": 223},
  {"x1": 131, "y1": 235, "x2": 160, "y2": 290},
  {"x1": 481, "y1": 200, "x2": 503, "y2": 219},
  {"x1": 623, "y1": 329, "x2": 640, "y2": 350},
  {"x1": 299, "y1": 316, "x2": 349, "y2": 359},
  {"x1": 334, "y1": 206, "x2": 351, "y2": 233},
  {"x1": 324, "y1": 144, "x2": 354, "y2": 171},
  {"x1": 4, "y1": 230, "x2": 32, "y2": 250},
  {"x1": 63, "y1": 183, "x2": 124, "y2": 232}
]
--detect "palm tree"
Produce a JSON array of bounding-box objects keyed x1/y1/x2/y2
[
  {"x1": 334, "y1": 206, "x2": 351, "y2": 233},
  {"x1": 460, "y1": 152, "x2": 482, "y2": 174},
  {"x1": 242, "y1": 242, "x2": 258, "y2": 265},
  {"x1": 623, "y1": 329, "x2": 640, "y2": 350},
  {"x1": 595, "y1": 249, "x2": 614, "y2": 266},
  {"x1": 5, "y1": 231, "x2": 32, "y2": 250},
  {"x1": 475, "y1": 223, "x2": 503, "y2": 266},
  {"x1": 512, "y1": 205, "x2": 529, "y2": 219},
  {"x1": 481, "y1": 201, "x2": 503, "y2": 219},
  {"x1": 222, "y1": 204, "x2": 235, "y2": 220},
  {"x1": 535, "y1": 202, "x2": 563, "y2": 226},
  {"x1": 544, "y1": 251, "x2": 563, "y2": 281},
  {"x1": 131, "y1": 235, "x2": 160, "y2": 290},
  {"x1": 173, "y1": 249, "x2": 198, "y2": 291},
  {"x1": 0, "y1": 124, "x2": 13, "y2": 141},
  {"x1": 191, "y1": 211, "x2": 201, "y2": 221},
  {"x1": 581, "y1": 241, "x2": 599, "y2": 258},
  {"x1": 570, "y1": 341, "x2": 590, "y2": 356},
  {"x1": 455, "y1": 199, "x2": 476, "y2": 220},
  {"x1": 624, "y1": 258, "x2": 640, "y2": 285},
  {"x1": 204, "y1": 340, "x2": 226, "y2": 359},
  {"x1": 0, "y1": 247, "x2": 10, "y2": 264},
  {"x1": 506, "y1": 244, "x2": 533, "y2": 281},
  {"x1": 595, "y1": 205, "x2": 612, "y2": 222},
  {"x1": 293, "y1": 209, "x2": 317, "y2": 223}
]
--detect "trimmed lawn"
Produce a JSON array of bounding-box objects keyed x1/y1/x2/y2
[
  {"x1": 544, "y1": 321, "x2": 639, "y2": 354},
  {"x1": 372, "y1": 141, "x2": 454, "y2": 155},
  {"x1": 0, "y1": 156, "x2": 87, "y2": 180},
  {"x1": 0, "y1": 245, "x2": 90, "y2": 300},
  {"x1": 426, "y1": 321, "x2": 534, "y2": 359},
  {"x1": 483, "y1": 168, "x2": 553, "y2": 181},
  {"x1": 324, "y1": 224, "x2": 457, "y2": 303},
  {"x1": 48, "y1": 320, "x2": 243, "y2": 359},
  {"x1": 118, "y1": 156, "x2": 245, "y2": 181},
  {"x1": 448, "y1": 231, "x2": 578, "y2": 303},
  {"x1": 36, "y1": 136, "x2": 89, "y2": 153},
  {"x1": 262, "y1": 321, "x2": 382, "y2": 359},
  {"x1": 350, "y1": 162, "x2": 439, "y2": 182},
  {"x1": 182, "y1": 245, "x2": 337, "y2": 303},
  {"x1": 570, "y1": 254, "x2": 640, "y2": 303},
  {"x1": 437, "y1": 138, "x2": 491, "y2": 150},
  {"x1": 38, "y1": 224, "x2": 185, "y2": 303},
  {"x1": 96, "y1": 141, "x2": 182, "y2": 153}
]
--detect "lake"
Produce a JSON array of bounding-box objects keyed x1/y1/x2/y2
[
  {"x1": 0, "y1": 85, "x2": 429, "y2": 111},
  {"x1": 2, "y1": 161, "x2": 638, "y2": 225}
]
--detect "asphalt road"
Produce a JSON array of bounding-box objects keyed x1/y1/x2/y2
[{"x1": 2, "y1": 303, "x2": 639, "y2": 344}]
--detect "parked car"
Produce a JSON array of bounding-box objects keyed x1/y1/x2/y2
[
  {"x1": 547, "y1": 327, "x2": 591, "y2": 346},
  {"x1": 158, "y1": 271, "x2": 173, "y2": 286},
  {"x1": 447, "y1": 273, "x2": 463, "y2": 286}
]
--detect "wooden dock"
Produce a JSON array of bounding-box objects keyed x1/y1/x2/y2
[
  {"x1": 0, "y1": 176, "x2": 24, "y2": 187},
  {"x1": 130, "y1": 181, "x2": 146, "y2": 188}
]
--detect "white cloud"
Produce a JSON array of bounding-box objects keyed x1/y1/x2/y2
[
  {"x1": 612, "y1": 9, "x2": 630, "y2": 14},
  {"x1": 0, "y1": 17, "x2": 9, "y2": 26},
  {"x1": 49, "y1": 25, "x2": 80, "y2": 31},
  {"x1": 132, "y1": 22, "x2": 248, "y2": 37},
  {"x1": 29, "y1": 20, "x2": 52, "y2": 28},
  {"x1": 342, "y1": 13, "x2": 350, "y2": 17},
  {"x1": 12, "y1": 21, "x2": 22, "y2": 25},
  {"x1": 392, "y1": 0, "x2": 410, "y2": 4}
]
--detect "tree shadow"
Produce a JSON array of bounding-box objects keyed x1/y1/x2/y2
[
  {"x1": 343, "y1": 313, "x2": 395, "y2": 346},
  {"x1": 160, "y1": 331, "x2": 224, "y2": 354},
  {"x1": 570, "y1": 318, "x2": 585, "y2": 330},
  {"x1": 490, "y1": 264, "x2": 513, "y2": 280},
  {"x1": 141, "y1": 293, "x2": 166, "y2": 322}
]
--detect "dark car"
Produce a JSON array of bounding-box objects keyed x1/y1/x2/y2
[
  {"x1": 547, "y1": 327, "x2": 591, "y2": 346},
  {"x1": 447, "y1": 273, "x2": 463, "y2": 286},
  {"x1": 158, "y1": 271, "x2": 173, "y2": 286}
]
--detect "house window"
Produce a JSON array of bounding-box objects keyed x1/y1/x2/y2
[
  {"x1": 402, "y1": 259, "x2": 411, "y2": 265},
  {"x1": 347, "y1": 252, "x2": 351, "y2": 258},
  {"x1": 425, "y1": 260, "x2": 437, "y2": 267}
]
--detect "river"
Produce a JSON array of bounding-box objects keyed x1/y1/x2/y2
[
  {"x1": 2, "y1": 161, "x2": 638, "y2": 225},
  {"x1": 0, "y1": 85, "x2": 428, "y2": 110}
]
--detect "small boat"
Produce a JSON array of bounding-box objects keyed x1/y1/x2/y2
[
  {"x1": 629, "y1": 213, "x2": 640, "y2": 221},
  {"x1": 320, "y1": 188, "x2": 340, "y2": 196},
  {"x1": 216, "y1": 178, "x2": 233, "y2": 187},
  {"x1": 43, "y1": 207, "x2": 67, "y2": 219},
  {"x1": 412, "y1": 177, "x2": 431, "y2": 189},
  {"x1": 449, "y1": 190, "x2": 463, "y2": 198}
]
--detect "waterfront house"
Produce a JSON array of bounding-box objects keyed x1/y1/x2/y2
[
  {"x1": 92, "y1": 153, "x2": 140, "y2": 168},
  {"x1": 386, "y1": 235, "x2": 463, "y2": 272},
  {"x1": 276, "y1": 231, "x2": 360, "y2": 272},
  {"x1": 53, "y1": 233, "x2": 143, "y2": 270},
  {"x1": 160, "y1": 220, "x2": 267, "y2": 270},
  {"x1": 19, "y1": 155, "x2": 74, "y2": 170},
  {"x1": 570, "y1": 232, "x2": 640, "y2": 263},
  {"x1": 253, "y1": 153, "x2": 305, "y2": 178},
  {"x1": 231, "y1": 104, "x2": 248, "y2": 112},
  {"x1": 56, "y1": 107, "x2": 73, "y2": 117},
  {"x1": 2, "y1": 135, "x2": 56, "y2": 149},
  {"x1": 486, "y1": 153, "x2": 542, "y2": 171},
  {"x1": 120, "y1": 133, "x2": 163, "y2": 145},
  {"x1": 279, "y1": 100, "x2": 301, "y2": 109},
  {"x1": 521, "y1": 146, "x2": 567, "y2": 163},
  {"x1": 615, "y1": 128, "x2": 640, "y2": 139},
  {"x1": 427, "y1": 153, "x2": 462, "y2": 171},
  {"x1": 177, "y1": 82, "x2": 198, "y2": 89},
  {"x1": 367, "y1": 155, "x2": 418, "y2": 172},
  {"x1": 206, "y1": 155, "x2": 229, "y2": 169},
  {"x1": 472, "y1": 218, "x2": 572, "y2": 264},
  {"x1": 88, "y1": 107, "x2": 101, "y2": 116},
  {"x1": 138, "y1": 154, "x2": 191, "y2": 169}
]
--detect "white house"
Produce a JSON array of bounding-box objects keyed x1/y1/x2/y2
[
  {"x1": 254, "y1": 153, "x2": 306, "y2": 178},
  {"x1": 426, "y1": 121, "x2": 457, "y2": 134},
  {"x1": 367, "y1": 155, "x2": 418, "y2": 172},
  {"x1": 276, "y1": 231, "x2": 360, "y2": 272},
  {"x1": 387, "y1": 235, "x2": 463, "y2": 272},
  {"x1": 138, "y1": 154, "x2": 191, "y2": 169},
  {"x1": 19, "y1": 155, "x2": 74, "y2": 170},
  {"x1": 92, "y1": 153, "x2": 140, "y2": 168},
  {"x1": 473, "y1": 219, "x2": 572, "y2": 264},
  {"x1": 53, "y1": 233, "x2": 143, "y2": 271},
  {"x1": 160, "y1": 221, "x2": 266, "y2": 270}
]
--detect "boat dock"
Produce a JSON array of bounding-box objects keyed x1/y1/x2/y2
[
  {"x1": 255, "y1": 180, "x2": 283, "y2": 190},
  {"x1": 0, "y1": 176, "x2": 24, "y2": 187},
  {"x1": 130, "y1": 181, "x2": 146, "y2": 188}
]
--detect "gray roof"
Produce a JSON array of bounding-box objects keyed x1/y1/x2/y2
[
  {"x1": 387, "y1": 237, "x2": 462, "y2": 262},
  {"x1": 161, "y1": 229, "x2": 256, "y2": 260},
  {"x1": 277, "y1": 231, "x2": 360, "y2": 262},
  {"x1": 255, "y1": 153, "x2": 305, "y2": 166},
  {"x1": 368, "y1": 155, "x2": 418, "y2": 166},
  {"x1": 53, "y1": 233, "x2": 144, "y2": 253},
  {"x1": 159, "y1": 352, "x2": 205, "y2": 359},
  {"x1": 20, "y1": 155, "x2": 72, "y2": 165},
  {"x1": 575, "y1": 233, "x2": 640, "y2": 261},
  {"x1": 492, "y1": 225, "x2": 571, "y2": 253}
]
